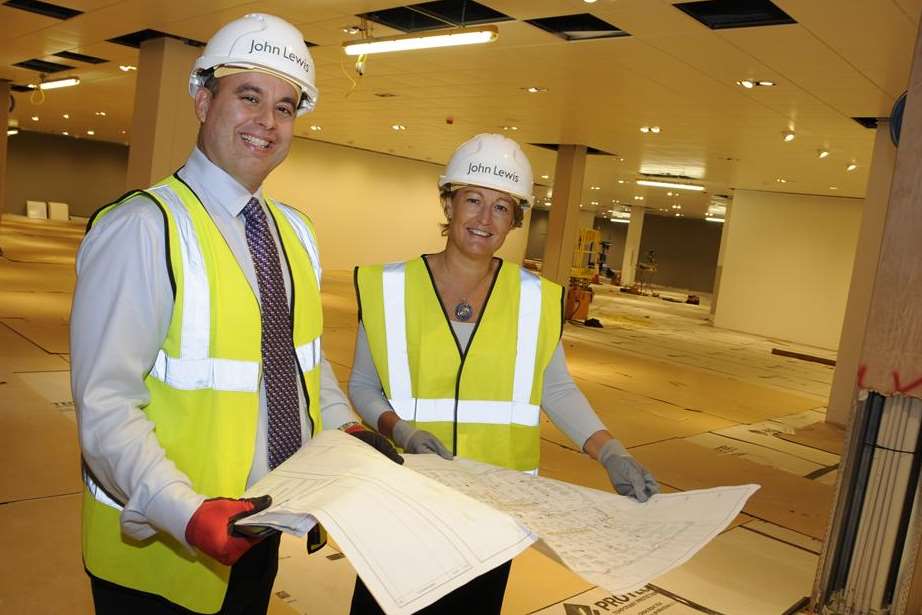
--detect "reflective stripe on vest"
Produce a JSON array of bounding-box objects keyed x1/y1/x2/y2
[
  {"x1": 382, "y1": 262, "x2": 542, "y2": 424},
  {"x1": 144, "y1": 186, "x2": 322, "y2": 392},
  {"x1": 84, "y1": 467, "x2": 124, "y2": 511}
]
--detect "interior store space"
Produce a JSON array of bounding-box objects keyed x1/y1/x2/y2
[{"x1": 1, "y1": 1, "x2": 920, "y2": 614}]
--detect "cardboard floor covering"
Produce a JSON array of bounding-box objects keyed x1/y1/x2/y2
[
  {"x1": 0, "y1": 494, "x2": 92, "y2": 615},
  {"x1": 1, "y1": 318, "x2": 70, "y2": 354},
  {"x1": 778, "y1": 420, "x2": 846, "y2": 455},
  {"x1": 630, "y1": 440, "x2": 834, "y2": 540},
  {"x1": 652, "y1": 527, "x2": 817, "y2": 615}
]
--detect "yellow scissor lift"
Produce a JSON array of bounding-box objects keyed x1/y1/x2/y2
[{"x1": 565, "y1": 228, "x2": 600, "y2": 320}]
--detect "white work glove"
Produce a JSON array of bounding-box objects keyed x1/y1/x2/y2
[
  {"x1": 598, "y1": 439, "x2": 659, "y2": 502},
  {"x1": 392, "y1": 420, "x2": 453, "y2": 459}
]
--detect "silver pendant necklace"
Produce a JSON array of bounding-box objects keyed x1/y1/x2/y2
[{"x1": 454, "y1": 300, "x2": 474, "y2": 321}]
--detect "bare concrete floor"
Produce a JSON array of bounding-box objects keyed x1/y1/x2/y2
[{"x1": 0, "y1": 215, "x2": 840, "y2": 614}]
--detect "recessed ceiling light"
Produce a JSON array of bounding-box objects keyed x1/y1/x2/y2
[
  {"x1": 86, "y1": 129, "x2": 95, "y2": 135},
  {"x1": 95, "y1": 111, "x2": 107, "y2": 117},
  {"x1": 634, "y1": 195, "x2": 644, "y2": 200},
  {"x1": 818, "y1": 149, "x2": 830, "y2": 159},
  {"x1": 309, "y1": 124, "x2": 321, "y2": 131},
  {"x1": 590, "y1": 201, "x2": 599, "y2": 205},
  {"x1": 736, "y1": 79, "x2": 775, "y2": 88},
  {"x1": 829, "y1": 186, "x2": 839, "y2": 190},
  {"x1": 782, "y1": 130, "x2": 795, "y2": 142},
  {"x1": 590, "y1": 186, "x2": 600, "y2": 190},
  {"x1": 119, "y1": 65, "x2": 137, "y2": 72},
  {"x1": 617, "y1": 179, "x2": 625, "y2": 184},
  {"x1": 640, "y1": 126, "x2": 661, "y2": 134},
  {"x1": 540, "y1": 174, "x2": 549, "y2": 179},
  {"x1": 503, "y1": 125, "x2": 518, "y2": 131},
  {"x1": 7, "y1": 128, "x2": 18, "y2": 136},
  {"x1": 62, "y1": 113, "x2": 70, "y2": 119},
  {"x1": 846, "y1": 162, "x2": 857, "y2": 172},
  {"x1": 343, "y1": 25, "x2": 362, "y2": 35},
  {"x1": 776, "y1": 178, "x2": 788, "y2": 183},
  {"x1": 391, "y1": 124, "x2": 406, "y2": 131},
  {"x1": 121, "y1": 130, "x2": 127, "y2": 134},
  {"x1": 31, "y1": 116, "x2": 38, "y2": 121},
  {"x1": 61, "y1": 130, "x2": 69, "y2": 135},
  {"x1": 524, "y1": 86, "x2": 547, "y2": 94},
  {"x1": 584, "y1": 0, "x2": 598, "y2": 3}
]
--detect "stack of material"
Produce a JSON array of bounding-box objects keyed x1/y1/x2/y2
[{"x1": 817, "y1": 393, "x2": 922, "y2": 613}]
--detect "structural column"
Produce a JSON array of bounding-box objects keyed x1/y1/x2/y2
[
  {"x1": 709, "y1": 204, "x2": 733, "y2": 318},
  {"x1": 541, "y1": 145, "x2": 587, "y2": 287},
  {"x1": 619, "y1": 205, "x2": 645, "y2": 287},
  {"x1": 825, "y1": 120, "x2": 896, "y2": 426},
  {"x1": 0, "y1": 80, "x2": 10, "y2": 221},
  {"x1": 126, "y1": 36, "x2": 201, "y2": 189}
]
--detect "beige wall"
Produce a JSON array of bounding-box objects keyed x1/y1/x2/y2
[
  {"x1": 5, "y1": 130, "x2": 129, "y2": 218},
  {"x1": 714, "y1": 189, "x2": 863, "y2": 350},
  {"x1": 266, "y1": 137, "x2": 529, "y2": 271}
]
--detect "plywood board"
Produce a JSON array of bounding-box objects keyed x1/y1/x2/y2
[
  {"x1": 15, "y1": 370, "x2": 72, "y2": 409},
  {"x1": 0, "y1": 290, "x2": 72, "y2": 321},
  {"x1": 684, "y1": 432, "x2": 825, "y2": 477},
  {"x1": 0, "y1": 376, "x2": 82, "y2": 502},
  {"x1": 0, "y1": 494, "x2": 93, "y2": 614},
  {"x1": 742, "y1": 520, "x2": 824, "y2": 554},
  {"x1": 630, "y1": 440, "x2": 834, "y2": 540},
  {"x1": 0, "y1": 323, "x2": 68, "y2": 371},
  {"x1": 778, "y1": 421, "x2": 846, "y2": 455},
  {"x1": 712, "y1": 423, "x2": 841, "y2": 467},
  {"x1": 563, "y1": 337, "x2": 823, "y2": 424},
  {"x1": 273, "y1": 537, "x2": 355, "y2": 615},
  {"x1": 652, "y1": 527, "x2": 817, "y2": 615},
  {"x1": 531, "y1": 585, "x2": 707, "y2": 615},
  {"x1": 0, "y1": 319, "x2": 70, "y2": 354},
  {"x1": 503, "y1": 547, "x2": 594, "y2": 615}
]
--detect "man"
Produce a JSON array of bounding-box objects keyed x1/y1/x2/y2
[{"x1": 71, "y1": 13, "x2": 397, "y2": 614}]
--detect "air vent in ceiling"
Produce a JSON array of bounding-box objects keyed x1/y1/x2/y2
[
  {"x1": 525, "y1": 13, "x2": 629, "y2": 41},
  {"x1": 410, "y1": 1, "x2": 512, "y2": 26},
  {"x1": 53, "y1": 50, "x2": 108, "y2": 64},
  {"x1": 108, "y1": 29, "x2": 205, "y2": 48},
  {"x1": 359, "y1": 0, "x2": 511, "y2": 33},
  {"x1": 640, "y1": 172, "x2": 698, "y2": 180},
  {"x1": 673, "y1": 0, "x2": 796, "y2": 30},
  {"x1": 10, "y1": 84, "x2": 33, "y2": 92},
  {"x1": 3, "y1": 0, "x2": 81, "y2": 20},
  {"x1": 531, "y1": 143, "x2": 617, "y2": 156},
  {"x1": 304, "y1": 40, "x2": 317, "y2": 48},
  {"x1": 13, "y1": 58, "x2": 74, "y2": 73},
  {"x1": 852, "y1": 117, "x2": 880, "y2": 130}
]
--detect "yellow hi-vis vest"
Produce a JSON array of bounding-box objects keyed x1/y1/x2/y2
[
  {"x1": 80, "y1": 175, "x2": 324, "y2": 613},
  {"x1": 355, "y1": 257, "x2": 562, "y2": 472}
]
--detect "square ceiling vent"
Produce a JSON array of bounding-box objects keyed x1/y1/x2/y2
[
  {"x1": 359, "y1": 0, "x2": 512, "y2": 33},
  {"x1": 525, "y1": 13, "x2": 629, "y2": 41},
  {"x1": 673, "y1": 0, "x2": 796, "y2": 30},
  {"x1": 3, "y1": 0, "x2": 81, "y2": 20}
]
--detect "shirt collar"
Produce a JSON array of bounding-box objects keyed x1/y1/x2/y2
[{"x1": 184, "y1": 147, "x2": 264, "y2": 216}]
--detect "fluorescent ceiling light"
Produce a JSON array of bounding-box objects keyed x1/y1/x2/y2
[
  {"x1": 636, "y1": 180, "x2": 704, "y2": 192},
  {"x1": 344, "y1": 26, "x2": 498, "y2": 56},
  {"x1": 611, "y1": 218, "x2": 629, "y2": 223},
  {"x1": 38, "y1": 76, "x2": 80, "y2": 90},
  {"x1": 705, "y1": 217, "x2": 725, "y2": 223}
]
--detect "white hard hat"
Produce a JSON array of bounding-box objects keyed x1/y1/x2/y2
[
  {"x1": 439, "y1": 133, "x2": 535, "y2": 207},
  {"x1": 189, "y1": 13, "x2": 318, "y2": 115}
]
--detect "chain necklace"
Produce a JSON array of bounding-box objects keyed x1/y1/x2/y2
[{"x1": 443, "y1": 259, "x2": 493, "y2": 322}]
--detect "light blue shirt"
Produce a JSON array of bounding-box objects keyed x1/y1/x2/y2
[{"x1": 71, "y1": 147, "x2": 355, "y2": 545}]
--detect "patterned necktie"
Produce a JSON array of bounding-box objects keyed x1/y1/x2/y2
[{"x1": 242, "y1": 197, "x2": 302, "y2": 469}]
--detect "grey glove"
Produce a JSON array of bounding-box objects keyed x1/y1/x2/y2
[
  {"x1": 392, "y1": 420, "x2": 453, "y2": 459},
  {"x1": 598, "y1": 439, "x2": 659, "y2": 502}
]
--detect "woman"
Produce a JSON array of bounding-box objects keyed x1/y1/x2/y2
[{"x1": 348, "y1": 133, "x2": 658, "y2": 613}]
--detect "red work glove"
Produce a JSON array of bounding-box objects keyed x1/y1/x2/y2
[{"x1": 185, "y1": 495, "x2": 272, "y2": 566}]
